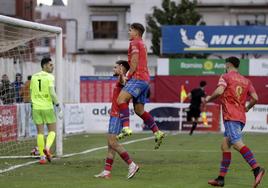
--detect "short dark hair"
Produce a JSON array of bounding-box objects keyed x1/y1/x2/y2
[
  {"x1": 131, "y1": 23, "x2": 145, "y2": 37},
  {"x1": 41, "y1": 57, "x2": 52, "y2": 68},
  {"x1": 225, "y1": 56, "x2": 240, "y2": 68},
  {"x1": 200, "y1": 81, "x2": 207, "y2": 87},
  {"x1": 116, "y1": 60, "x2": 130, "y2": 71}
]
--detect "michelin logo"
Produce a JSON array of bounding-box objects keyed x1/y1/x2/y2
[
  {"x1": 211, "y1": 35, "x2": 268, "y2": 45},
  {"x1": 180, "y1": 28, "x2": 208, "y2": 48},
  {"x1": 180, "y1": 28, "x2": 268, "y2": 48}
]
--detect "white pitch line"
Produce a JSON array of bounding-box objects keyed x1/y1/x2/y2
[
  {"x1": 0, "y1": 161, "x2": 39, "y2": 174},
  {"x1": 0, "y1": 156, "x2": 38, "y2": 159},
  {"x1": 0, "y1": 136, "x2": 155, "y2": 174},
  {"x1": 62, "y1": 136, "x2": 154, "y2": 158}
]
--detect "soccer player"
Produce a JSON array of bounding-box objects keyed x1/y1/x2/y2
[
  {"x1": 30, "y1": 57, "x2": 62, "y2": 164},
  {"x1": 206, "y1": 57, "x2": 265, "y2": 187},
  {"x1": 95, "y1": 60, "x2": 139, "y2": 179},
  {"x1": 117, "y1": 23, "x2": 164, "y2": 149},
  {"x1": 187, "y1": 81, "x2": 207, "y2": 135}
]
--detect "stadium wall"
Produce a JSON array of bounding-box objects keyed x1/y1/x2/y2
[
  {"x1": 154, "y1": 76, "x2": 268, "y2": 104},
  {"x1": 1, "y1": 102, "x2": 267, "y2": 143}
]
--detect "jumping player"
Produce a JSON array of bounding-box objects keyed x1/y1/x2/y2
[{"x1": 117, "y1": 23, "x2": 164, "y2": 149}]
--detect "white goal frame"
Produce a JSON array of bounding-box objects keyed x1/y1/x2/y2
[{"x1": 0, "y1": 15, "x2": 63, "y2": 156}]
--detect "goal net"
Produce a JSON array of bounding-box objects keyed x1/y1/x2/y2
[{"x1": 0, "y1": 15, "x2": 63, "y2": 165}]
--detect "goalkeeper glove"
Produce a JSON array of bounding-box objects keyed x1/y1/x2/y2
[{"x1": 55, "y1": 104, "x2": 64, "y2": 120}]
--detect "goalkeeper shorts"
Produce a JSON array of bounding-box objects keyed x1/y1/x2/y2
[{"x1": 32, "y1": 109, "x2": 56, "y2": 125}]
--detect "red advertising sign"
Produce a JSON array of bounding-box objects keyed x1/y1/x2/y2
[
  {"x1": 80, "y1": 76, "x2": 155, "y2": 102},
  {"x1": 0, "y1": 105, "x2": 18, "y2": 142},
  {"x1": 182, "y1": 104, "x2": 220, "y2": 132}
]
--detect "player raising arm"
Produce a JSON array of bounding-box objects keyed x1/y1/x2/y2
[
  {"x1": 117, "y1": 23, "x2": 164, "y2": 149},
  {"x1": 95, "y1": 60, "x2": 139, "y2": 179}
]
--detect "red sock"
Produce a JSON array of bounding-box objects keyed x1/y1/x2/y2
[
  {"x1": 120, "y1": 152, "x2": 132, "y2": 165},
  {"x1": 119, "y1": 103, "x2": 129, "y2": 127},
  {"x1": 140, "y1": 111, "x2": 159, "y2": 133},
  {"x1": 219, "y1": 152, "x2": 231, "y2": 177},
  {"x1": 104, "y1": 158, "x2": 113, "y2": 171},
  {"x1": 239, "y1": 146, "x2": 259, "y2": 169}
]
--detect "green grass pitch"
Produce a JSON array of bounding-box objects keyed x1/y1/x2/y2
[{"x1": 0, "y1": 133, "x2": 267, "y2": 188}]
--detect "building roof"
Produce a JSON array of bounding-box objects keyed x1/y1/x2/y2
[{"x1": 52, "y1": 0, "x2": 65, "y2": 6}]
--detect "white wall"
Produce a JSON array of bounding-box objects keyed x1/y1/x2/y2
[{"x1": 36, "y1": 5, "x2": 68, "y2": 19}]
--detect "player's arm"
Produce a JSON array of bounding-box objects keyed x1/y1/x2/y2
[
  {"x1": 49, "y1": 86, "x2": 63, "y2": 119},
  {"x1": 205, "y1": 75, "x2": 226, "y2": 103},
  {"x1": 49, "y1": 86, "x2": 59, "y2": 105},
  {"x1": 200, "y1": 96, "x2": 206, "y2": 109},
  {"x1": 245, "y1": 84, "x2": 258, "y2": 112},
  {"x1": 187, "y1": 92, "x2": 192, "y2": 100},
  {"x1": 47, "y1": 75, "x2": 59, "y2": 105},
  {"x1": 126, "y1": 53, "x2": 138, "y2": 79},
  {"x1": 118, "y1": 65, "x2": 126, "y2": 85},
  {"x1": 126, "y1": 42, "x2": 139, "y2": 80},
  {"x1": 205, "y1": 85, "x2": 225, "y2": 103}
]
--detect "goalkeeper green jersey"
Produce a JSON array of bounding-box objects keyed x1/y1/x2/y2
[{"x1": 30, "y1": 71, "x2": 55, "y2": 110}]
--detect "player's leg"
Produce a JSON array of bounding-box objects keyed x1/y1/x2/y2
[
  {"x1": 111, "y1": 116, "x2": 139, "y2": 178},
  {"x1": 95, "y1": 144, "x2": 115, "y2": 179},
  {"x1": 36, "y1": 124, "x2": 46, "y2": 164},
  {"x1": 133, "y1": 84, "x2": 165, "y2": 149},
  {"x1": 229, "y1": 122, "x2": 265, "y2": 188},
  {"x1": 43, "y1": 109, "x2": 57, "y2": 162},
  {"x1": 117, "y1": 90, "x2": 132, "y2": 127},
  {"x1": 134, "y1": 103, "x2": 166, "y2": 147},
  {"x1": 108, "y1": 134, "x2": 139, "y2": 179},
  {"x1": 189, "y1": 108, "x2": 200, "y2": 135},
  {"x1": 208, "y1": 137, "x2": 231, "y2": 186},
  {"x1": 95, "y1": 116, "x2": 118, "y2": 179},
  {"x1": 134, "y1": 103, "x2": 159, "y2": 133},
  {"x1": 117, "y1": 79, "x2": 146, "y2": 138},
  {"x1": 189, "y1": 117, "x2": 197, "y2": 135},
  {"x1": 117, "y1": 88, "x2": 132, "y2": 138},
  {"x1": 32, "y1": 109, "x2": 46, "y2": 164},
  {"x1": 97, "y1": 116, "x2": 139, "y2": 179},
  {"x1": 133, "y1": 104, "x2": 165, "y2": 149}
]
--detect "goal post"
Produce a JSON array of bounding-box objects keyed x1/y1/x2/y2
[{"x1": 0, "y1": 15, "x2": 63, "y2": 158}]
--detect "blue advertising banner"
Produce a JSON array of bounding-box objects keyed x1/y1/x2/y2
[{"x1": 162, "y1": 25, "x2": 268, "y2": 53}]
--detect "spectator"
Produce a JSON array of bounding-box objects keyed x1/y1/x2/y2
[
  {"x1": 20, "y1": 75, "x2": 31, "y2": 103},
  {"x1": 0, "y1": 74, "x2": 15, "y2": 104},
  {"x1": 12, "y1": 73, "x2": 24, "y2": 103}
]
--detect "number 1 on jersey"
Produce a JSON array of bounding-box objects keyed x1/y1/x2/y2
[{"x1": 38, "y1": 79, "x2": 42, "y2": 92}]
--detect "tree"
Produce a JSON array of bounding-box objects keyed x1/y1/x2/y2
[{"x1": 147, "y1": 0, "x2": 206, "y2": 58}]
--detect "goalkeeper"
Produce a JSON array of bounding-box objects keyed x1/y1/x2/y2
[{"x1": 30, "y1": 57, "x2": 62, "y2": 164}]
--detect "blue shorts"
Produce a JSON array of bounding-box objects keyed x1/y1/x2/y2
[
  {"x1": 123, "y1": 79, "x2": 149, "y2": 104},
  {"x1": 108, "y1": 116, "x2": 122, "y2": 135},
  {"x1": 223, "y1": 121, "x2": 244, "y2": 144}
]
